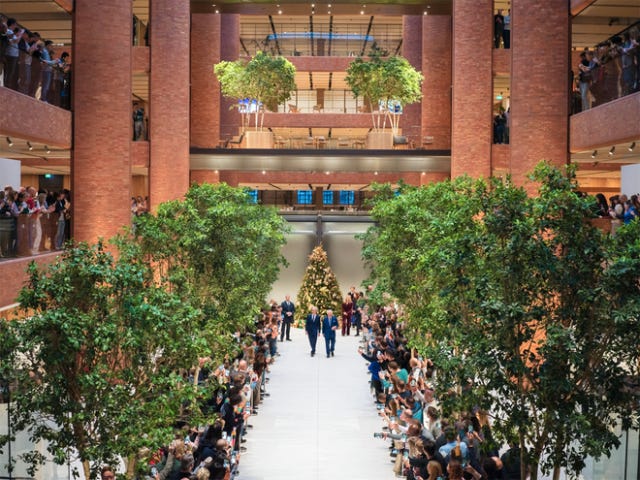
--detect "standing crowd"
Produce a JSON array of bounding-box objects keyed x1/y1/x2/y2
[{"x1": 1, "y1": 14, "x2": 71, "y2": 108}]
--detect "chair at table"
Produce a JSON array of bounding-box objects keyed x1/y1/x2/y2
[
  {"x1": 288, "y1": 104, "x2": 300, "y2": 113},
  {"x1": 313, "y1": 104, "x2": 324, "y2": 113}
]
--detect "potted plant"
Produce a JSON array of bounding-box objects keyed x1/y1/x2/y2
[
  {"x1": 214, "y1": 51, "x2": 296, "y2": 148},
  {"x1": 346, "y1": 48, "x2": 423, "y2": 149}
]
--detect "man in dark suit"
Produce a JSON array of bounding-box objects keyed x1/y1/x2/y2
[
  {"x1": 305, "y1": 306, "x2": 321, "y2": 357},
  {"x1": 280, "y1": 295, "x2": 295, "y2": 342},
  {"x1": 322, "y1": 309, "x2": 339, "y2": 358}
]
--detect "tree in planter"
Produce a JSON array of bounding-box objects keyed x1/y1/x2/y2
[
  {"x1": 214, "y1": 51, "x2": 296, "y2": 132},
  {"x1": 0, "y1": 241, "x2": 206, "y2": 480},
  {"x1": 345, "y1": 48, "x2": 423, "y2": 134},
  {"x1": 295, "y1": 245, "x2": 343, "y2": 327},
  {"x1": 362, "y1": 163, "x2": 640, "y2": 480}
]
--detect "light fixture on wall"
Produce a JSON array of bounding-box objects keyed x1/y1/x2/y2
[
  {"x1": 6, "y1": 137, "x2": 13, "y2": 147},
  {"x1": 27, "y1": 141, "x2": 33, "y2": 151},
  {"x1": 45, "y1": 145, "x2": 51, "y2": 154},
  {"x1": 629, "y1": 142, "x2": 636, "y2": 152},
  {"x1": 609, "y1": 146, "x2": 615, "y2": 156},
  {"x1": 591, "y1": 150, "x2": 597, "y2": 158}
]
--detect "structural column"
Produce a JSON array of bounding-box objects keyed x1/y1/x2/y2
[
  {"x1": 72, "y1": 0, "x2": 132, "y2": 243},
  {"x1": 191, "y1": 14, "x2": 221, "y2": 149},
  {"x1": 510, "y1": 0, "x2": 569, "y2": 187},
  {"x1": 149, "y1": 0, "x2": 190, "y2": 210},
  {"x1": 451, "y1": 0, "x2": 493, "y2": 178},
  {"x1": 220, "y1": 15, "x2": 241, "y2": 139},
  {"x1": 422, "y1": 14, "x2": 452, "y2": 150},
  {"x1": 401, "y1": 15, "x2": 422, "y2": 144}
]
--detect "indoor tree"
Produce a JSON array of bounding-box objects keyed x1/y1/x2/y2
[
  {"x1": 214, "y1": 51, "x2": 296, "y2": 131},
  {"x1": 362, "y1": 163, "x2": 640, "y2": 480},
  {"x1": 345, "y1": 47, "x2": 423, "y2": 134}
]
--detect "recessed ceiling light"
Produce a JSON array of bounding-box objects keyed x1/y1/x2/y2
[
  {"x1": 278, "y1": 9, "x2": 282, "y2": 14},
  {"x1": 360, "y1": 10, "x2": 364, "y2": 14},
  {"x1": 262, "y1": 170, "x2": 266, "y2": 175}
]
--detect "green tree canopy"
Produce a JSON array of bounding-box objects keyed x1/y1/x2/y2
[
  {"x1": 345, "y1": 48, "x2": 423, "y2": 133},
  {"x1": 214, "y1": 51, "x2": 297, "y2": 131},
  {"x1": 362, "y1": 163, "x2": 640, "y2": 479}
]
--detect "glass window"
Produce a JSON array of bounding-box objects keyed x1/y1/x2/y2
[
  {"x1": 323, "y1": 191, "x2": 334, "y2": 205},
  {"x1": 339, "y1": 190, "x2": 355, "y2": 205},
  {"x1": 247, "y1": 189, "x2": 259, "y2": 204},
  {"x1": 297, "y1": 190, "x2": 313, "y2": 204}
]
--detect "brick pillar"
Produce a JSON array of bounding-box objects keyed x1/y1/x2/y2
[
  {"x1": 422, "y1": 15, "x2": 452, "y2": 150},
  {"x1": 220, "y1": 15, "x2": 241, "y2": 139},
  {"x1": 191, "y1": 14, "x2": 221, "y2": 148},
  {"x1": 451, "y1": 0, "x2": 493, "y2": 178},
  {"x1": 149, "y1": 0, "x2": 190, "y2": 211},
  {"x1": 72, "y1": 0, "x2": 131, "y2": 243},
  {"x1": 510, "y1": 0, "x2": 569, "y2": 187},
  {"x1": 401, "y1": 15, "x2": 422, "y2": 144}
]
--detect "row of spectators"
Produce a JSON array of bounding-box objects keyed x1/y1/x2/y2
[
  {"x1": 100, "y1": 306, "x2": 282, "y2": 480},
  {"x1": 0, "y1": 185, "x2": 70, "y2": 257},
  {"x1": 358, "y1": 305, "x2": 523, "y2": 479},
  {"x1": 0, "y1": 14, "x2": 71, "y2": 109},
  {"x1": 575, "y1": 29, "x2": 639, "y2": 113},
  {"x1": 595, "y1": 192, "x2": 638, "y2": 225}
]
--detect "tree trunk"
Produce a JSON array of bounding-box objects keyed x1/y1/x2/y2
[
  {"x1": 126, "y1": 454, "x2": 137, "y2": 479},
  {"x1": 552, "y1": 466, "x2": 561, "y2": 480},
  {"x1": 82, "y1": 459, "x2": 91, "y2": 480}
]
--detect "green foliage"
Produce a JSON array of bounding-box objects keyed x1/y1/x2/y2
[
  {"x1": 214, "y1": 51, "x2": 296, "y2": 130},
  {"x1": 363, "y1": 162, "x2": 640, "y2": 479},
  {"x1": 0, "y1": 242, "x2": 205, "y2": 478},
  {"x1": 295, "y1": 245, "x2": 343, "y2": 326},
  {"x1": 345, "y1": 48, "x2": 423, "y2": 132}
]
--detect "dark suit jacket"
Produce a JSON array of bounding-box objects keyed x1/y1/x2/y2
[
  {"x1": 305, "y1": 313, "x2": 321, "y2": 335},
  {"x1": 322, "y1": 315, "x2": 339, "y2": 336},
  {"x1": 281, "y1": 300, "x2": 295, "y2": 322}
]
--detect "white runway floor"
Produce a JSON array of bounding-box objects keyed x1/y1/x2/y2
[{"x1": 238, "y1": 327, "x2": 396, "y2": 480}]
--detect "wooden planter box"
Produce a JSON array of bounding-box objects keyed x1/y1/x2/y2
[
  {"x1": 245, "y1": 130, "x2": 274, "y2": 149},
  {"x1": 366, "y1": 131, "x2": 394, "y2": 149}
]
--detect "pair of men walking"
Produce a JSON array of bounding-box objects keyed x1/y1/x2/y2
[{"x1": 304, "y1": 306, "x2": 339, "y2": 358}]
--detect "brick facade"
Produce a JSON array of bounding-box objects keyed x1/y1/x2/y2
[
  {"x1": 72, "y1": 0, "x2": 132, "y2": 243},
  {"x1": 451, "y1": 0, "x2": 493, "y2": 179},
  {"x1": 149, "y1": 0, "x2": 190, "y2": 210}
]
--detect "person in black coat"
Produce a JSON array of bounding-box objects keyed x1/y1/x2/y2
[
  {"x1": 280, "y1": 295, "x2": 295, "y2": 341},
  {"x1": 305, "y1": 306, "x2": 321, "y2": 356}
]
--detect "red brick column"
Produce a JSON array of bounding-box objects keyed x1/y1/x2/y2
[
  {"x1": 149, "y1": 0, "x2": 190, "y2": 211},
  {"x1": 401, "y1": 15, "x2": 422, "y2": 144},
  {"x1": 422, "y1": 15, "x2": 452, "y2": 150},
  {"x1": 191, "y1": 14, "x2": 221, "y2": 148},
  {"x1": 72, "y1": 0, "x2": 132, "y2": 243},
  {"x1": 451, "y1": 0, "x2": 493, "y2": 178},
  {"x1": 220, "y1": 15, "x2": 241, "y2": 139},
  {"x1": 510, "y1": 0, "x2": 569, "y2": 187}
]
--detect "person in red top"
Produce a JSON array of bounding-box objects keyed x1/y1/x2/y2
[{"x1": 341, "y1": 294, "x2": 353, "y2": 336}]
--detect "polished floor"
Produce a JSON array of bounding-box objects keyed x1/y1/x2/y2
[{"x1": 239, "y1": 327, "x2": 395, "y2": 480}]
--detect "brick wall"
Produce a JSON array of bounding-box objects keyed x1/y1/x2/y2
[
  {"x1": 149, "y1": 0, "x2": 190, "y2": 210},
  {"x1": 451, "y1": 0, "x2": 493, "y2": 178},
  {"x1": 401, "y1": 16, "x2": 423, "y2": 145},
  {"x1": 422, "y1": 15, "x2": 452, "y2": 150},
  {"x1": 510, "y1": 0, "x2": 569, "y2": 188},
  {"x1": 0, "y1": 253, "x2": 60, "y2": 308},
  {"x1": 72, "y1": 0, "x2": 132, "y2": 243}
]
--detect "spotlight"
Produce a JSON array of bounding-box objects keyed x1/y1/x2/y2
[
  {"x1": 45, "y1": 145, "x2": 51, "y2": 154},
  {"x1": 609, "y1": 146, "x2": 615, "y2": 156},
  {"x1": 374, "y1": 171, "x2": 378, "y2": 175},
  {"x1": 278, "y1": 9, "x2": 282, "y2": 14},
  {"x1": 262, "y1": 170, "x2": 266, "y2": 175},
  {"x1": 591, "y1": 150, "x2": 597, "y2": 158},
  {"x1": 360, "y1": 9, "x2": 364, "y2": 14},
  {"x1": 629, "y1": 142, "x2": 636, "y2": 152},
  {"x1": 27, "y1": 141, "x2": 33, "y2": 151},
  {"x1": 6, "y1": 137, "x2": 13, "y2": 147}
]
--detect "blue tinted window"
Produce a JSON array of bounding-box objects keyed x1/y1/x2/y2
[
  {"x1": 247, "y1": 189, "x2": 259, "y2": 204},
  {"x1": 297, "y1": 190, "x2": 313, "y2": 204},
  {"x1": 323, "y1": 191, "x2": 334, "y2": 205},
  {"x1": 339, "y1": 190, "x2": 355, "y2": 205}
]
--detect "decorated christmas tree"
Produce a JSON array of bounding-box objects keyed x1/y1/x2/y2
[{"x1": 295, "y1": 245, "x2": 343, "y2": 327}]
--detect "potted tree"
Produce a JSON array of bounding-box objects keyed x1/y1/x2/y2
[
  {"x1": 215, "y1": 51, "x2": 296, "y2": 148},
  {"x1": 346, "y1": 49, "x2": 423, "y2": 149}
]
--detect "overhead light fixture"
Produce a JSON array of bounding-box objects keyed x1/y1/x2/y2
[
  {"x1": 609, "y1": 146, "x2": 615, "y2": 156},
  {"x1": 629, "y1": 142, "x2": 636, "y2": 152},
  {"x1": 360, "y1": 9, "x2": 364, "y2": 14},
  {"x1": 423, "y1": 10, "x2": 428, "y2": 15},
  {"x1": 591, "y1": 150, "x2": 597, "y2": 158},
  {"x1": 6, "y1": 137, "x2": 13, "y2": 147},
  {"x1": 27, "y1": 141, "x2": 33, "y2": 151},
  {"x1": 45, "y1": 145, "x2": 51, "y2": 154},
  {"x1": 278, "y1": 9, "x2": 282, "y2": 14},
  {"x1": 262, "y1": 170, "x2": 266, "y2": 175}
]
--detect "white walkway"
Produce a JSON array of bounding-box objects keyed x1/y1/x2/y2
[{"x1": 239, "y1": 327, "x2": 395, "y2": 480}]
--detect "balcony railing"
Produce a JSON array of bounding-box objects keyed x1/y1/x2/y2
[{"x1": 0, "y1": 213, "x2": 67, "y2": 261}]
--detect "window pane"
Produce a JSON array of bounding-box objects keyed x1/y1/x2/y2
[
  {"x1": 297, "y1": 190, "x2": 313, "y2": 204},
  {"x1": 323, "y1": 191, "x2": 334, "y2": 205},
  {"x1": 339, "y1": 190, "x2": 355, "y2": 205}
]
